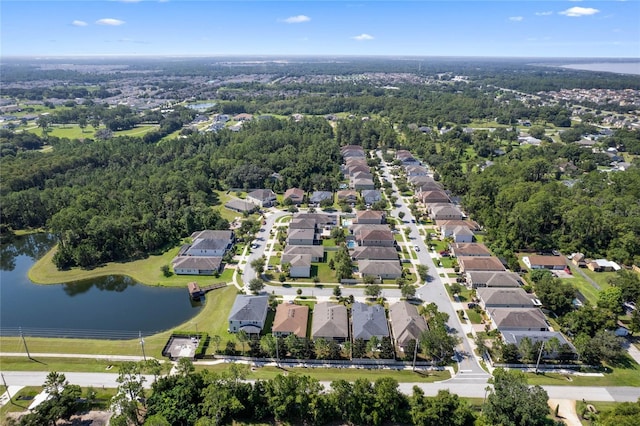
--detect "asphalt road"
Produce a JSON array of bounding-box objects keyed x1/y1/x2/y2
[{"x1": 2, "y1": 371, "x2": 639, "y2": 402}]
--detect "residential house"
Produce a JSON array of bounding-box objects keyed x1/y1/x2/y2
[
  {"x1": 355, "y1": 210, "x2": 386, "y2": 225},
  {"x1": 283, "y1": 188, "x2": 305, "y2": 205},
  {"x1": 172, "y1": 256, "x2": 223, "y2": 275},
  {"x1": 228, "y1": 295, "x2": 269, "y2": 334},
  {"x1": 350, "y1": 246, "x2": 399, "y2": 261},
  {"x1": 396, "y1": 150, "x2": 420, "y2": 165},
  {"x1": 287, "y1": 228, "x2": 316, "y2": 246},
  {"x1": 571, "y1": 253, "x2": 587, "y2": 268},
  {"x1": 356, "y1": 228, "x2": 395, "y2": 247},
  {"x1": 294, "y1": 213, "x2": 337, "y2": 229},
  {"x1": 272, "y1": 303, "x2": 309, "y2": 338},
  {"x1": 436, "y1": 219, "x2": 480, "y2": 232},
  {"x1": 233, "y1": 113, "x2": 253, "y2": 121},
  {"x1": 500, "y1": 330, "x2": 575, "y2": 360},
  {"x1": 488, "y1": 308, "x2": 549, "y2": 332},
  {"x1": 183, "y1": 230, "x2": 235, "y2": 256},
  {"x1": 477, "y1": 288, "x2": 536, "y2": 309},
  {"x1": 428, "y1": 203, "x2": 464, "y2": 221},
  {"x1": 309, "y1": 191, "x2": 333, "y2": 206},
  {"x1": 337, "y1": 190, "x2": 359, "y2": 204},
  {"x1": 225, "y1": 199, "x2": 258, "y2": 213},
  {"x1": 289, "y1": 217, "x2": 317, "y2": 230},
  {"x1": 359, "y1": 259, "x2": 403, "y2": 279},
  {"x1": 285, "y1": 254, "x2": 312, "y2": 278},
  {"x1": 352, "y1": 178, "x2": 375, "y2": 191},
  {"x1": 405, "y1": 165, "x2": 429, "y2": 177},
  {"x1": 362, "y1": 190, "x2": 383, "y2": 205},
  {"x1": 522, "y1": 255, "x2": 566, "y2": 270},
  {"x1": 449, "y1": 243, "x2": 491, "y2": 258},
  {"x1": 347, "y1": 164, "x2": 371, "y2": 177},
  {"x1": 441, "y1": 225, "x2": 474, "y2": 243},
  {"x1": 351, "y1": 302, "x2": 389, "y2": 342},
  {"x1": 247, "y1": 189, "x2": 277, "y2": 208},
  {"x1": 416, "y1": 190, "x2": 450, "y2": 205},
  {"x1": 311, "y1": 302, "x2": 349, "y2": 342},
  {"x1": 458, "y1": 256, "x2": 505, "y2": 274},
  {"x1": 389, "y1": 301, "x2": 428, "y2": 350},
  {"x1": 587, "y1": 259, "x2": 621, "y2": 272},
  {"x1": 282, "y1": 245, "x2": 324, "y2": 262},
  {"x1": 466, "y1": 271, "x2": 523, "y2": 289}
]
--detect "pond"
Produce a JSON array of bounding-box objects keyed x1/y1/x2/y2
[{"x1": 0, "y1": 234, "x2": 202, "y2": 338}]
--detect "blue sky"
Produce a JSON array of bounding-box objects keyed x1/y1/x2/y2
[{"x1": 2, "y1": 1, "x2": 639, "y2": 58}]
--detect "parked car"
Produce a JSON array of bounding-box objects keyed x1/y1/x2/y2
[
  {"x1": 439, "y1": 250, "x2": 450, "y2": 257},
  {"x1": 414, "y1": 245, "x2": 420, "y2": 252},
  {"x1": 467, "y1": 302, "x2": 477, "y2": 309}
]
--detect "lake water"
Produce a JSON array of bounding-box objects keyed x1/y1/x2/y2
[
  {"x1": 559, "y1": 62, "x2": 640, "y2": 75},
  {"x1": 0, "y1": 234, "x2": 202, "y2": 338}
]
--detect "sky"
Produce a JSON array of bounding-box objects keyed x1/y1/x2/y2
[{"x1": 1, "y1": 1, "x2": 639, "y2": 58}]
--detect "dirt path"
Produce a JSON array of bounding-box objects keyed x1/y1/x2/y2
[{"x1": 548, "y1": 398, "x2": 582, "y2": 426}]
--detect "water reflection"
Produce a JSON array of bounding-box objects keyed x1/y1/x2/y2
[{"x1": 0, "y1": 233, "x2": 202, "y2": 336}]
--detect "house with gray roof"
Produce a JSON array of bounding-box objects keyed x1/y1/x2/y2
[
  {"x1": 350, "y1": 246, "x2": 399, "y2": 261},
  {"x1": 359, "y1": 259, "x2": 402, "y2": 279},
  {"x1": 466, "y1": 271, "x2": 522, "y2": 289},
  {"x1": 309, "y1": 191, "x2": 333, "y2": 205},
  {"x1": 352, "y1": 178, "x2": 375, "y2": 191},
  {"x1": 355, "y1": 210, "x2": 386, "y2": 224},
  {"x1": 441, "y1": 225, "x2": 474, "y2": 243},
  {"x1": 312, "y1": 302, "x2": 349, "y2": 342},
  {"x1": 225, "y1": 199, "x2": 258, "y2": 213},
  {"x1": 184, "y1": 230, "x2": 235, "y2": 256},
  {"x1": 285, "y1": 254, "x2": 312, "y2": 278},
  {"x1": 500, "y1": 330, "x2": 575, "y2": 360},
  {"x1": 429, "y1": 203, "x2": 464, "y2": 221},
  {"x1": 488, "y1": 308, "x2": 549, "y2": 332},
  {"x1": 458, "y1": 256, "x2": 505, "y2": 274},
  {"x1": 362, "y1": 190, "x2": 382, "y2": 205},
  {"x1": 287, "y1": 228, "x2": 316, "y2": 246},
  {"x1": 356, "y1": 228, "x2": 395, "y2": 247},
  {"x1": 477, "y1": 288, "x2": 536, "y2": 309},
  {"x1": 389, "y1": 301, "x2": 428, "y2": 350},
  {"x1": 351, "y1": 302, "x2": 389, "y2": 342},
  {"x1": 228, "y1": 295, "x2": 269, "y2": 334},
  {"x1": 172, "y1": 256, "x2": 222, "y2": 275},
  {"x1": 283, "y1": 245, "x2": 324, "y2": 262},
  {"x1": 247, "y1": 189, "x2": 277, "y2": 207},
  {"x1": 449, "y1": 243, "x2": 491, "y2": 258}
]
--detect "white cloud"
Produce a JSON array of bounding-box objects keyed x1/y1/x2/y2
[
  {"x1": 352, "y1": 33, "x2": 374, "y2": 41},
  {"x1": 559, "y1": 7, "x2": 600, "y2": 17},
  {"x1": 535, "y1": 11, "x2": 553, "y2": 16},
  {"x1": 72, "y1": 20, "x2": 88, "y2": 27},
  {"x1": 509, "y1": 16, "x2": 523, "y2": 22},
  {"x1": 282, "y1": 15, "x2": 310, "y2": 24},
  {"x1": 96, "y1": 18, "x2": 126, "y2": 26}
]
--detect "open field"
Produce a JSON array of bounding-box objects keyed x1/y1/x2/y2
[{"x1": 525, "y1": 355, "x2": 640, "y2": 387}]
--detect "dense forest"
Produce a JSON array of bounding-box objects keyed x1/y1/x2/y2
[{"x1": 0, "y1": 117, "x2": 340, "y2": 268}]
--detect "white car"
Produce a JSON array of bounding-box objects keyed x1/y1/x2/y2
[{"x1": 414, "y1": 245, "x2": 420, "y2": 252}]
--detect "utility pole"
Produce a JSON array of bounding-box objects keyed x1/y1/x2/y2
[
  {"x1": 139, "y1": 331, "x2": 146, "y2": 362},
  {"x1": 412, "y1": 339, "x2": 419, "y2": 371},
  {"x1": 19, "y1": 327, "x2": 31, "y2": 360},
  {"x1": 1, "y1": 373, "x2": 11, "y2": 402},
  {"x1": 534, "y1": 341, "x2": 546, "y2": 374},
  {"x1": 274, "y1": 333, "x2": 279, "y2": 367}
]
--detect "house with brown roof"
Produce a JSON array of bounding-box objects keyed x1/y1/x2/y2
[
  {"x1": 477, "y1": 288, "x2": 536, "y2": 309},
  {"x1": 283, "y1": 188, "x2": 305, "y2": 205},
  {"x1": 356, "y1": 228, "x2": 395, "y2": 247},
  {"x1": 355, "y1": 210, "x2": 386, "y2": 224},
  {"x1": 389, "y1": 301, "x2": 428, "y2": 350},
  {"x1": 449, "y1": 243, "x2": 491, "y2": 258},
  {"x1": 416, "y1": 190, "x2": 450, "y2": 204},
  {"x1": 273, "y1": 303, "x2": 309, "y2": 338},
  {"x1": 466, "y1": 271, "x2": 523, "y2": 289},
  {"x1": 347, "y1": 164, "x2": 370, "y2": 177},
  {"x1": 458, "y1": 256, "x2": 505, "y2": 274},
  {"x1": 233, "y1": 113, "x2": 253, "y2": 121},
  {"x1": 571, "y1": 253, "x2": 586, "y2": 268},
  {"x1": 429, "y1": 203, "x2": 464, "y2": 221},
  {"x1": 311, "y1": 302, "x2": 349, "y2": 342},
  {"x1": 523, "y1": 255, "x2": 566, "y2": 270},
  {"x1": 352, "y1": 178, "x2": 375, "y2": 190},
  {"x1": 435, "y1": 219, "x2": 480, "y2": 231},
  {"x1": 487, "y1": 308, "x2": 549, "y2": 332}
]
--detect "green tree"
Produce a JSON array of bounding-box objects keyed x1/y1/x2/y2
[
  {"x1": 248, "y1": 277, "x2": 265, "y2": 294},
  {"x1": 364, "y1": 283, "x2": 382, "y2": 299},
  {"x1": 250, "y1": 257, "x2": 266, "y2": 274},
  {"x1": 401, "y1": 283, "x2": 416, "y2": 299},
  {"x1": 237, "y1": 330, "x2": 249, "y2": 355},
  {"x1": 410, "y1": 387, "x2": 475, "y2": 426},
  {"x1": 483, "y1": 368, "x2": 550, "y2": 426},
  {"x1": 598, "y1": 286, "x2": 624, "y2": 316}
]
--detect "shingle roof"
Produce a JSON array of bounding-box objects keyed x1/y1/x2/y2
[
  {"x1": 172, "y1": 256, "x2": 222, "y2": 270},
  {"x1": 359, "y1": 259, "x2": 402, "y2": 276},
  {"x1": 228, "y1": 295, "x2": 269, "y2": 323},
  {"x1": 477, "y1": 288, "x2": 535, "y2": 307},
  {"x1": 459, "y1": 256, "x2": 505, "y2": 271},
  {"x1": 450, "y1": 243, "x2": 491, "y2": 257},
  {"x1": 467, "y1": 271, "x2": 522, "y2": 287},
  {"x1": 488, "y1": 308, "x2": 548, "y2": 331},
  {"x1": 389, "y1": 301, "x2": 428, "y2": 347},
  {"x1": 351, "y1": 302, "x2": 389, "y2": 340},
  {"x1": 272, "y1": 304, "x2": 309, "y2": 338},
  {"x1": 312, "y1": 302, "x2": 349, "y2": 340},
  {"x1": 350, "y1": 246, "x2": 399, "y2": 260}
]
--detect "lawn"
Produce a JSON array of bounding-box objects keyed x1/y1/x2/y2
[
  {"x1": 445, "y1": 284, "x2": 474, "y2": 303},
  {"x1": 28, "y1": 242, "x2": 234, "y2": 287},
  {"x1": 196, "y1": 364, "x2": 451, "y2": 383},
  {"x1": 580, "y1": 268, "x2": 615, "y2": 290},
  {"x1": 525, "y1": 355, "x2": 640, "y2": 387},
  {"x1": 26, "y1": 124, "x2": 95, "y2": 139},
  {"x1": 465, "y1": 309, "x2": 483, "y2": 324},
  {"x1": 0, "y1": 285, "x2": 240, "y2": 359}
]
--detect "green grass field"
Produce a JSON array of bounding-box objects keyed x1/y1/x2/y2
[{"x1": 526, "y1": 355, "x2": 640, "y2": 387}]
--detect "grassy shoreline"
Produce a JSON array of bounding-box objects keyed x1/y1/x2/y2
[{"x1": 28, "y1": 243, "x2": 233, "y2": 287}]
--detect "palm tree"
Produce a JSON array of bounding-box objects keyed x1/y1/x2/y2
[{"x1": 211, "y1": 335, "x2": 221, "y2": 354}]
